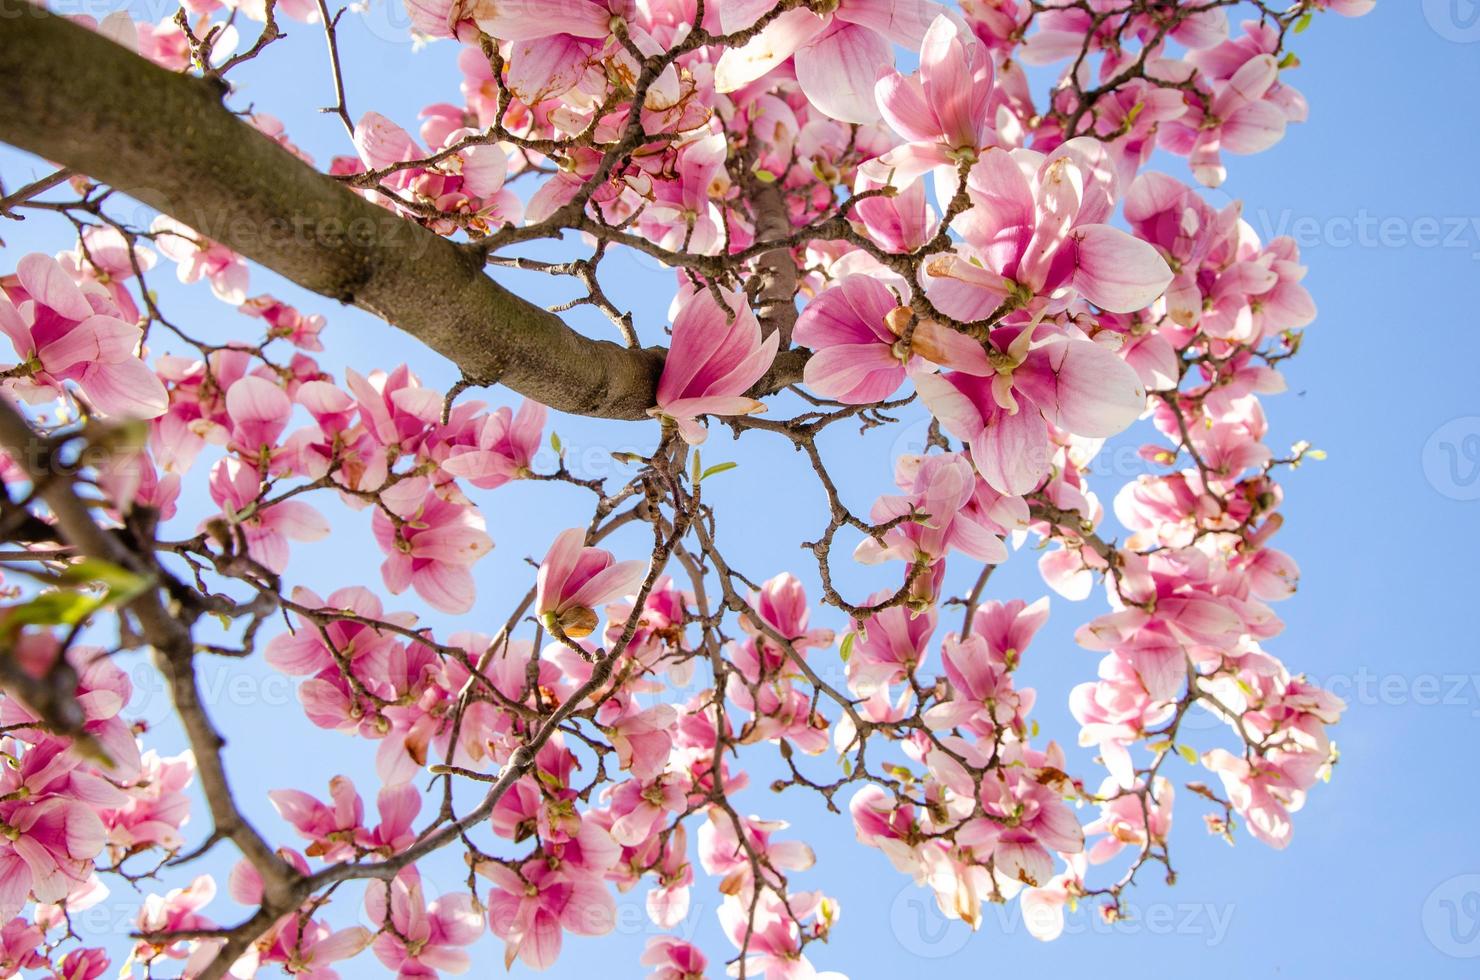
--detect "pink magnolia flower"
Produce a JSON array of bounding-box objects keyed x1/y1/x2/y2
[
  {"x1": 57, "y1": 226, "x2": 154, "y2": 324},
  {"x1": 56, "y1": 946, "x2": 109, "y2": 980},
  {"x1": 370, "y1": 477, "x2": 494, "y2": 614},
  {"x1": 207, "y1": 458, "x2": 331, "y2": 574},
  {"x1": 483, "y1": 856, "x2": 617, "y2": 970},
  {"x1": 438, "y1": 398, "x2": 546, "y2": 489},
  {"x1": 641, "y1": 936, "x2": 707, "y2": 980},
  {"x1": 224, "y1": 375, "x2": 293, "y2": 463},
  {"x1": 925, "y1": 139, "x2": 1173, "y2": 317},
  {"x1": 718, "y1": 891, "x2": 844, "y2": 980},
  {"x1": 129, "y1": 875, "x2": 223, "y2": 975},
  {"x1": 365, "y1": 868, "x2": 483, "y2": 976},
  {"x1": 923, "y1": 625, "x2": 1038, "y2": 735},
  {"x1": 265, "y1": 585, "x2": 412, "y2": 676},
  {"x1": 402, "y1": 0, "x2": 478, "y2": 40},
  {"x1": 0, "y1": 638, "x2": 141, "y2": 780},
  {"x1": 1313, "y1": 0, "x2": 1374, "y2": 14},
  {"x1": 606, "y1": 771, "x2": 686, "y2": 846},
  {"x1": 854, "y1": 452, "x2": 1008, "y2": 565},
  {"x1": 792, "y1": 274, "x2": 988, "y2": 404},
  {"x1": 638, "y1": 133, "x2": 730, "y2": 256},
  {"x1": 740, "y1": 573, "x2": 835, "y2": 654},
  {"x1": 344, "y1": 365, "x2": 442, "y2": 457},
  {"x1": 698, "y1": 811, "x2": 814, "y2": 897},
  {"x1": 1163, "y1": 24, "x2": 1306, "y2": 187},
  {"x1": 955, "y1": 746, "x2": 1084, "y2": 887},
  {"x1": 238, "y1": 294, "x2": 326, "y2": 351},
  {"x1": 1201, "y1": 748, "x2": 1302, "y2": 849},
  {"x1": 848, "y1": 167, "x2": 937, "y2": 253},
  {"x1": 715, "y1": 0, "x2": 942, "y2": 123},
  {"x1": 1070, "y1": 653, "x2": 1174, "y2": 788},
  {"x1": 150, "y1": 216, "x2": 249, "y2": 304},
  {"x1": 536, "y1": 527, "x2": 646, "y2": 638},
  {"x1": 470, "y1": 0, "x2": 615, "y2": 42},
  {"x1": 849, "y1": 785, "x2": 922, "y2": 872},
  {"x1": 254, "y1": 916, "x2": 370, "y2": 980},
  {"x1": 650, "y1": 287, "x2": 779, "y2": 445},
  {"x1": 0, "y1": 253, "x2": 168, "y2": 418},
  {"x1": 1018, "y1": 860, "x2": 1085, "y2": 942},
  {"x1": 915, "y1": 324, "x2": 1147, "y2": 495},
  {"x1": 352, "y1": 111, "x2": 521, "y2": 233},
  {"x1": 608, "y1": 704, "x2": 677, "y2": 781},
  {"x1": 1083, "y1": 777, "x2": 1173, "y2": 864},
  {"x1": 873, "y1": 15, "x2": 1001, "y2": 188},
  {"x1": 101, "y1": 749, "x2": 195, "y2": 858},
  {"x1": 269, "y1": 776, "x2": 364, "y2": 862},
  {"x1": 845, "y1": 596, "x2": 934, "y2": 695},
  {"x1": 603, "y1": 575, "x2": 691, "y2": 670},
  {"x1": 0, "y1": 734, "x2": 126, "y2": 910},
  {"x1": 1022, "y1": 0, "x2": 1225, "y2": 64},
  {"x1": 0, "y1": 917, "x2": 47, "y2": 976}
]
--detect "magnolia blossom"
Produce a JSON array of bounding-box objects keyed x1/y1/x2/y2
[
  {"x1": 872, "y1": 15, "x2": 1001, "y2": 191},
  {"x1": 793, "y1": 274, "x2": 987, "y2": 404},
  {"x1": 0, "y1": 253, "x2": 167, "y2": 417},
  {"x1": 855, "y1": 452, "x2": 1008, "y2": 565},
  {"x1": 925, "y1": 139, "x2": 1174, "y2": 317},
  {"x1": 150, "y1": 216, "x2": 249, "y2": 304},
  {"x1": 536, "y1": 527, "x2": 647, "y2": 638},
  {"x1": 649, "y1": 287, "x2": 778, "y2": 445},
  {"x1": 439, "y1": 398, "x2": 546, "y2": 488},
  {"x1": 916, "y1": 325, "x2": 1148, "y2": 495},
  {"x1": 365, "y1": 868, "x2": 483, "y2": 975},
  {"x1": 370, "y1": 477, "x2": 494, "y2": 614},
  {"x1": 715, "y1": 0, "x2": 941, "y2": 123}
]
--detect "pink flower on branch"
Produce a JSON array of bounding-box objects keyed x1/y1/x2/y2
[
  {"x1": 537, "y1": 527, "x2": 646, "y2": 639},
  {"x1": 0, "y1": 253, "x2": 167, "y2": 418},
  {"x1": 650, "y1": 287, "x2": 778, "y2": 445}
]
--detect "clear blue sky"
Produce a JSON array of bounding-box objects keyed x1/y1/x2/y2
[{"x1": 3, "y1": 1, "x2": 1478, "y2": 976}]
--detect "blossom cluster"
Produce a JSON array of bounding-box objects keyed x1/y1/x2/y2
[{"x1": 0, "y1": 0, "x2": 1372, "y2": 976}]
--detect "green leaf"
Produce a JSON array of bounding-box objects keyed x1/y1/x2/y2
[
  {"x1": 59, "y1": 557, "x2": 145, "y2": 592},
  {"x1": 699, "y1": 461, "x2": 738, "y2": 482},
  {"x1": 1, "y1": 590, "x2": 103, "y2": 636},
  {"x1": 1293, "y1": 11, "x2": 1313, "y2": 33},
  {"x1": 1177, "y1": 743, "x2": 1199, "y2": 765},
  {"x1": 839, "y1": 631, "x2": 855, "y2": 664},
  {"x1": 57, "y1": 558, "x2": 151, "y2": 608},
  {"x1": 549, "y1": 431, "x2": 563, "y2": 455}
]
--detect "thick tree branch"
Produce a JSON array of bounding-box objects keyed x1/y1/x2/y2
[{"x1": 0, "y1": 4, "x2": 805, "y2": 419}]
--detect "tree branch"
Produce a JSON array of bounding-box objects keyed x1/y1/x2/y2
[{"x1": 0, "y1": 4, "x2": 804, "y2": 419}]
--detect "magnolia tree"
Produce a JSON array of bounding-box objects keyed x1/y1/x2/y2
[{"x1": 0, "y1": 0, "x2": 1369, "y2": 976}]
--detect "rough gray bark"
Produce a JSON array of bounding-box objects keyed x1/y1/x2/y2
[{"x1": 0, "y1": 4, "x2": 804, "y2": 419}]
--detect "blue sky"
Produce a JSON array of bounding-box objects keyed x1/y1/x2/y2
[{"x1": 3, "y1": 1, "x2": 1479, "y2": 976}]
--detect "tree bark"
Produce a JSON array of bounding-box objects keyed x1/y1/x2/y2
[{"x1": 0, "y1": 3, "x2": 804, "y2": 419}]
